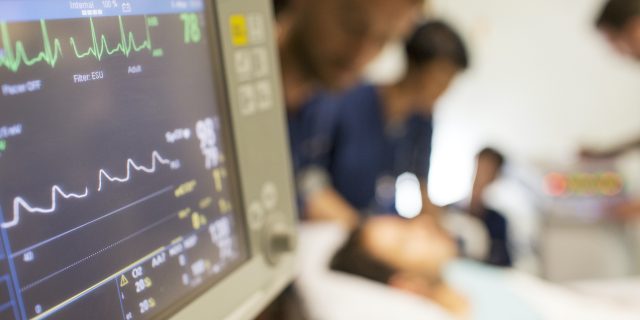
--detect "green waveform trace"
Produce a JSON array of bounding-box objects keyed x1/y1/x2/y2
[
  {"x1": 70, "y1": 16, "x2": 163, "y2": 61},
  {"x1": 0, "y1": 20, "x2": 64, "y2": 72},
  {"x1": 0, "y1": 15, "x2": 162, "y2": 73}
]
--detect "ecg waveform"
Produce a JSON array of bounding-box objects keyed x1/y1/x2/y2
[
  {"x1": 70, "y1": 15, "x2": 163, "y2": 61},
  {"x1": 2, "y1": 151, "x2": 179, "y2": 229},
  {"x1": 0, "y1": 15, "x2": 162, "y2": 73}
]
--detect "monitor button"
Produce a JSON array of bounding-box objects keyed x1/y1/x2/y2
[
  {"x1": 248, "y1": 202, "x2": 265, "y2": 230},
  {"x1": 238, "y1": 83, "x2": 257, "y2": 116},
  {"x1": 264, "y1": 220, "x2": 294, "y2": 265},
  {"x1": 251, "y1": 47, "x2": 270, "y2": 78},
  {"x1": 234, "y1": 49, "x2": 253, "y2": 81},
  {"x1": 261, "y1": 182, "x2": 278, "y2": 210},
  {"x1": 247, "y1": 13, "x2": 266, "y2": 44},
  {"x1": 255, "y1": 80, "x2": 273, "y2": 111}
]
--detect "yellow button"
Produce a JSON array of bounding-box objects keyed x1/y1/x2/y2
[{"x1": 230, "y1": 14, "x2": 249, "y2": 46}]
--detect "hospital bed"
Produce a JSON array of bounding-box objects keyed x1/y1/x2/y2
[{"x1": 295, "y1": 223, "x2": 640, "y2": 320}]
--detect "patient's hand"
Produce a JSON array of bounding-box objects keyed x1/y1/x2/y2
[
  {"x1": 304, "y1": 187, "x2": 360, "y2": 229},
  {"x1": 391, "y1": 276, "x2": 469, "y2": 319}
]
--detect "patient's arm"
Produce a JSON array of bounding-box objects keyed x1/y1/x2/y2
[
  {"x1": 581, "y1": 137, "x2": 640, "y2": 159},
  {"x1": 305, "y1": 187, "x2": 360, "y2": 230},
  {"x1": 432, "y1": 284, "x2": 470, "y2": 320},
  {"x1": 297, "y1": 166, "x2": 360, "y2": 229}
]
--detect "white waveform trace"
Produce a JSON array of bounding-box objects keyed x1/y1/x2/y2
[
  {"x1": 97, "y1": 151, "x2": 179, "y2": 191},
  {"x1": 2, "y1": 186, "x2": 90, "y2": 229},
  {"x1": 2, "y1": 151, "x2": 180, "y2": 229}
]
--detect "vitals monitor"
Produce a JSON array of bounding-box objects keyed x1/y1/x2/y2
[{"x1": 0, "y1": 0, "x2": 297, "y2": 319}]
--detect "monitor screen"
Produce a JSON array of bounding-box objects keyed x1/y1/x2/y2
[{"x1": 0, "y1": 1, "x2": 250, "y2": 319}]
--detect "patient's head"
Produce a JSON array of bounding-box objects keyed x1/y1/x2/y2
[
  {"x1": 470, "y1": 147, "x2": 505, "y2": 214},
  {"x1": 473, "y1": 148, "x2": 505, "y2": 192},
  {"x1": 596, "y1": 0, "x2": 640, "y2": 60},
  {"x1": 404, "y1": 21, "x2": 469, "y2": 112},
  {"x1": 331, "y1": 215, "x2": 456, "y2": 296}
]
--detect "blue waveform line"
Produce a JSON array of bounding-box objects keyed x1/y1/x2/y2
[{"x1": 2, "y1": 151, "x2": 178, "y2": 229}]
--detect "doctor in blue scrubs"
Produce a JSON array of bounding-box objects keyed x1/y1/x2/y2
[
  {"x1": 275, "y1": 0, "x2": 423, "y2": 207},
  {"x1": 298, "y1": 21, "x2": 469, "y2": 228}
]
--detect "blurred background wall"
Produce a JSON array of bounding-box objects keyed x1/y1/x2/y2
[{"x1": 365, "y1": 0, "x2": 640, "y2": 206}]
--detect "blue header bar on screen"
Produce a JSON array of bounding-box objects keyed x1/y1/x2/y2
[{"x1": 0, "y1": 0, "x2": 204, "y2": 23}]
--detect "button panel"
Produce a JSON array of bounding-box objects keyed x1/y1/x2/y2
[{"x1": 228, "y1": 12, "x2": 274, "y2": 118}]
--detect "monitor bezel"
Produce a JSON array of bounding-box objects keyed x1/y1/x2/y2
[
  {"x1": 147, "y1": 1, "x2": 255, "y2": 318},
  {"x1": 168, "y1": 0, "x2": 297, "y2": 319}
]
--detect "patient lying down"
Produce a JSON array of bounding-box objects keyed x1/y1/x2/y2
[{"x1": 331, "y1": 214, "x2": 469, "y2": 318}]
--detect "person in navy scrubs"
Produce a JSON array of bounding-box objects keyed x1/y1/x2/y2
[
  {"x1": 297, "y1": 21, "x2": 469, "y2": 228},
  {"x1": 262, "y1": 2, "x2": 423, "y2": 319},
  {"x1": 275, "y1": 0, "x2": 423, "y2": 170}
]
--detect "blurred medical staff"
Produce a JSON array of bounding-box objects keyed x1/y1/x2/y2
[
  {"x1": 274, "y1": 0, "x2": 423, "y2": 180},
  {"x1": 583, "y1": 0, "x2": 640, "y2": 220},
  {"x1": 298, "y1": 21, "x2": 469, "y2": 228}
]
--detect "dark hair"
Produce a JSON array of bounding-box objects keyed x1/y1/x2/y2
[
  {"x1": 478, "y1": 147, "x2": 505, "y2": 169},
  {"x1": 273, "y1": 0, "x2": 290, "y2": 16},
  {"x1": 330, "y1": 227, "x2": 396, "y2": 284},
  {"x1": 596, "y1": 0, "x2": 640, "y2": 30},
  {"x1": 405, "y1": 20, "x2": 469, "y2": 70}
]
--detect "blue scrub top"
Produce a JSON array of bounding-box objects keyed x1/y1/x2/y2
[
  {"x1": 291, "y1": 84, "x2": 434, "y2": 214},
  {"x1": 287, "y1": 92, "x2": 340, "y2": 174}
]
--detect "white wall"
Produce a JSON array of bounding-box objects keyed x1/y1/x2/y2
[{"x1": 369, "y1": 0, "x2": 640, "y2": 205}]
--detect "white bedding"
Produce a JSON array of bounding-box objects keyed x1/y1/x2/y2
[
  {"x1": 296, "y1": 223, "x2": 452, "y2": 319},
  {"x1": 295, "y1": 223, "x2": 640, "y2": 320}
]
